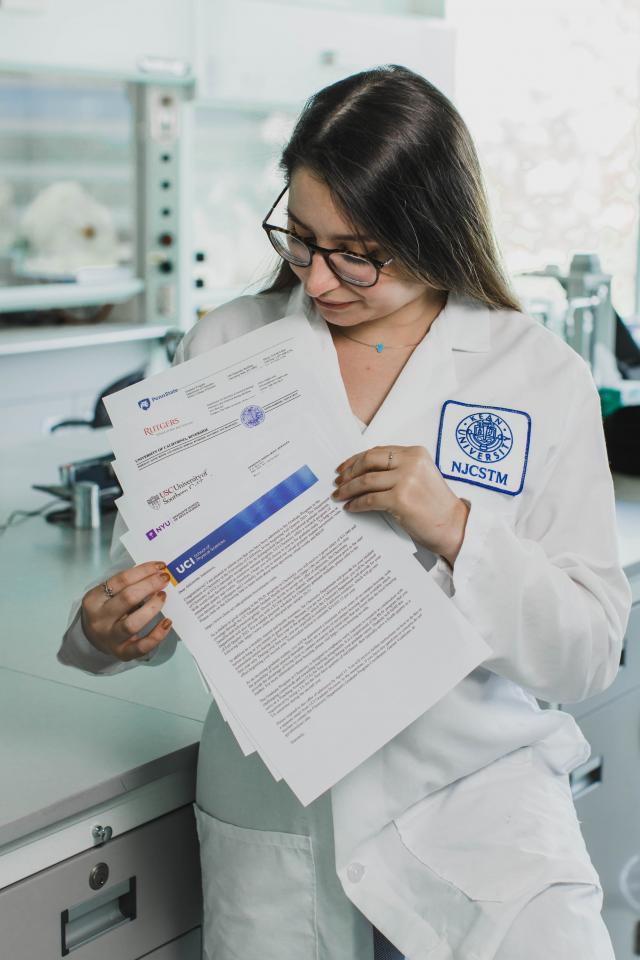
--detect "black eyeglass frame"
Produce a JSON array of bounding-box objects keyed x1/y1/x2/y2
[{"x1": 261, "y1": 185, "x2": 394, "y2": 288}]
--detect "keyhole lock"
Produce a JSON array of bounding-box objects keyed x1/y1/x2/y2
[{"x1": 89, "y1": 862, "x2": 109, "y2": 890}]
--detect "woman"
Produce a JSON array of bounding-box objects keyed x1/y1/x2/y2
[{"x1": 59, "y1": 65, "x2": 631, "y2": 959}]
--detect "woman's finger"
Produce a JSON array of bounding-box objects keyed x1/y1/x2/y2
[
  {"x1": 118, "y1": 591, "x2": 168, "y2": 640},
  {"x1": 332, "y1": 469, "x2": 395, "y2": 502},
  {"x1": 100, "y1": 561, "x2": 168, "y2": 600},
  {"x1": 114, "y1": 617, "x2": 173, "y2": 662},
  {"x1": 342, "y1": 490, "x2": 395, "y2": 514},
  {"x1": 106, "y1": 569, "x2": 171, "y2": 620},
  {"x1": 337, "y1": 445, "x2": 403, "y2": 479},
  {"x1": 83, "y1": 562, "x2": 167, "y2": 613}
]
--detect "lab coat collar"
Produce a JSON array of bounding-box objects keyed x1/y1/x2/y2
[
  {"x1": 284, "y1": 282, "x2": 491, "y2": 355},
  {"x1": 283, "y1": 283, "x2": 491, "y2": 445}
]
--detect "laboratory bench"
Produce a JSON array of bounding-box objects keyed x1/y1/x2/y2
[
  {"x1": 1, "y1": 429, "x2": 209, "y2": 958},
  {"x1": 2, "y1": 431, "x2": 640, "y2": 958}
]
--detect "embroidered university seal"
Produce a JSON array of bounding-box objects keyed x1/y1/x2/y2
[
  {"x1": 240, "y1": 404, "x2": 266, "y2": 428},
  {"x1": 456, "y1": 411, "x2": 513, "y2": 463},
  {"x1": 435, "y1": 400, "x2": 531, "y2": 497}
]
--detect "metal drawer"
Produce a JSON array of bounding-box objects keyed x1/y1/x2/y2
[{"x1": 0, "y1": 804, "x2": 202, "y2": 960}]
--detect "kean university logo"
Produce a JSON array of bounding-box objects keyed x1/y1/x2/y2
[{"x1": 435, "y1": 400, "x2": 531, "y2": 496}]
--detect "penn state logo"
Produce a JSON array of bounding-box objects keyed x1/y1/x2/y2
[
  {"x1": 138, "y1": 398, "x2": 151, "y2": 411},
  {"x1": 240, "y1": 404, "x2": 266, "y2": 428},
  {"x1": 456, "y1": 411, "x2": 513, "y2": 463}
]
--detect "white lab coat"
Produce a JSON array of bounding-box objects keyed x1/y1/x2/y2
[{"x1": 59, "y1": 282, "x2": 632, "y2": 959}]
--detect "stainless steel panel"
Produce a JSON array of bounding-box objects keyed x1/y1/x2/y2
[
  {"x1": 139, "y1": 926, "x2": 201, "y2": 959},
  {"x1": 0, "y1": 805, "x2": 202, "y2": 960},
  {"x1": 572, "y1": 691, "x2": 640, "y2": 960}
]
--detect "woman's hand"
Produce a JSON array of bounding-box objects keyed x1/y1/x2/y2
[
  {"x1": 332, "y1": 445, "x2": 470, "y2": 567},
  {"x1": 80, "y1": 561, "x2": 173, "y2": 662}
]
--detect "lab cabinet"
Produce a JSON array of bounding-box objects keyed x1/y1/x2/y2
[
  {"x1": 0, "y1": 804, "x2": 202, "y2": 960},
  {"x1": 195, "y1": 0, "x2": 455, "y2": 107},
  {"x1": 0, "y1": 0, "x2": 194, "y2": 81},
  {"x1": 140, "y1": 928, "x2": 202, "y2": 959},
  {"x1": 570, "y1": 690, "x2": 640, "y2": 959}
]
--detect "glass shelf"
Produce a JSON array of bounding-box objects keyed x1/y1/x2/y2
[
  {"x1": 0, "y1": 319, "x2": 174, "y2": 356},
  {"x1": 0, "y1": 278, "x2": 143, "y2": 314}
]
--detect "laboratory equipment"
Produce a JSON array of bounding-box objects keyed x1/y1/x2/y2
[{"x1": 72, "y1": 481, "x2": 101, "y2": 529}]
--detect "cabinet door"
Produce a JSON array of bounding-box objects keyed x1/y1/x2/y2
[
  {"x1": 0, "y1": 0, "x2": 193, "y2": 79},
  {"x1": 196, "y1": 1, "x2": 455, "y2": 106},
  {"x1": 0, "y1": 805, "x2": 202, "y2": 960},
  {"x1": 572, "y1": 691, "x2": 640, "y2": 960}
]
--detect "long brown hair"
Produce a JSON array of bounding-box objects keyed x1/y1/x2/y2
[{"x1": 261, "y1": 64, "x2": 521, "y2": 312}]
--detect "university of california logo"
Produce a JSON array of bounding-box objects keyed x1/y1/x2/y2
[
  {"x1": 240, "y1": 404, "x2": 266, "y2": 428},
  {"x1": 455, "y1": 411, "x2": 513, "y2": 463}
]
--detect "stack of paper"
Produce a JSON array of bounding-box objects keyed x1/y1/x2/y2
[{"x1": 104, "y1": 315, "x2": 490, "y2": 805}]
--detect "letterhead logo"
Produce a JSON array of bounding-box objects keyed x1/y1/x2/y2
[
  {"x1": 146, "y1": 469, "x2": 208, "y2": 507},
  {"x1": 143, "y1": 418, "x2": 180, "y2": 436},
  {"x1": 145, "y1": 520, "x2": 171, "y2": 540},
  {"x1": 240, "y1": 404, "x2": 266, "y2": 428},
  {"x1": 137, "y1": 389, "x2": 179, "y2": 412}
]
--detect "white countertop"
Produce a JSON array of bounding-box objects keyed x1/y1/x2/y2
[{"x1": 0, "y1": 428, "x2": 212, "y2": 721}]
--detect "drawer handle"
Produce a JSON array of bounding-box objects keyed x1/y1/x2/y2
[
  {"x1": 61, "y1": 876, "x2": 136, "y2": 955},
  {"x1": 569, "y1": 756, "x2": 603, "y2": 800}
]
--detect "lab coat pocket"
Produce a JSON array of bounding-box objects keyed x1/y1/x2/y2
[
  {"x1": 395, "y1": 745, "x2": 600, "y2": 905},
  {"x1": 194, "y1": 803, "x2": 318, "y2": 960}
]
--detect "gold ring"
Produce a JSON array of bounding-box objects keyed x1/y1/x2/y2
[
  {"x1": 387, "y1": 451, "x2": 394, "y2": 470},
  {"x1": 103, "y1": 580, "x2": 115, "y2": 599}
]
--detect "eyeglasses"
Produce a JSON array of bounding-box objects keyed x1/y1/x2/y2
[{"x1": 261, "y1": 185, "x2": 393, "y2": 288}]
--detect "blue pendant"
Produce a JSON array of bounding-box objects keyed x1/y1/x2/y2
[{"x1": 376, "y1": 343, "x2": 384, "y2": 353}]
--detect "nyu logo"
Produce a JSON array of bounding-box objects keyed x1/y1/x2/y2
[
  {"x1": 175, "y1": 556, "x2": 196, "y2": 574},
  {"x1": 145, "y1": 520, "x2": 171, "y2": 541},
  {"x1": 138, "y1": 398, "x2": 151, "y2": 411}
]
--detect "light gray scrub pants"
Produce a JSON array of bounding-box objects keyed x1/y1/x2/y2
[{"x1": 195, "y1": 701, "x2": 614, "y2": 960}]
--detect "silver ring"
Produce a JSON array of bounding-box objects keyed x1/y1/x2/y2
[
  {"x1": 387, "y1": 450, "x2": 394, "y2": 470},
  {"x1": 102, "y1": 580, "x2": 115, "y2": 599}
]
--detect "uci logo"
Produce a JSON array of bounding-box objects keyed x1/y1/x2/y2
[
  {"x1": 175, "y1": 557, "x2": 196, "y2": 574},
  {"x1": 138, "y1": 398, "x2": 151, "y2": 411}
]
